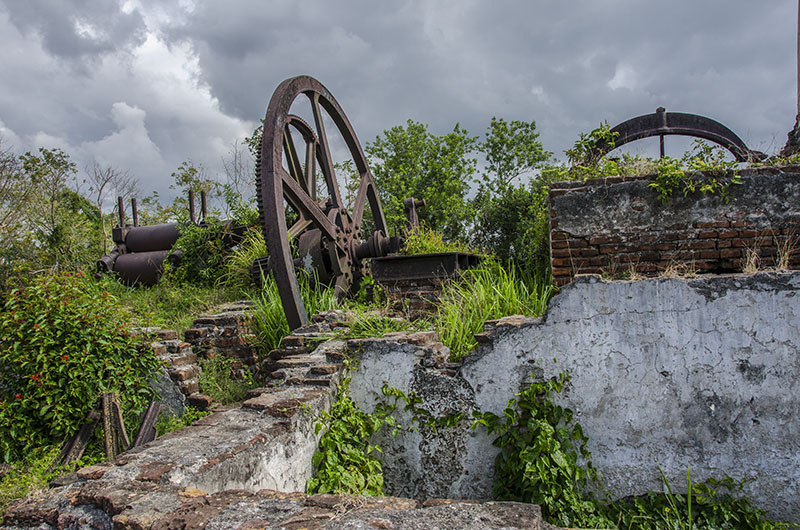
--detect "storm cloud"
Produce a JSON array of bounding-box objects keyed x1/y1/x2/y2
[{"x1": 0, "y1": 0, "x2": 795, "y2": 199}]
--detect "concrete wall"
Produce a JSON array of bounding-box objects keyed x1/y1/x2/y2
[
  {"x1": 349, "y1": 271, "x2": 800, "y2": 523},
  {"x1": 548, "y1": 167, "x2": 800, "y2": 285}
]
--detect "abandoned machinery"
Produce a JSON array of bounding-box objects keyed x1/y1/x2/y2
[
  {"x1": 256, "y1": 75, "x2": 437, "y2": 331},
  {"x1": 594, "y1": 106, "x2": 766, "y2": 162}
]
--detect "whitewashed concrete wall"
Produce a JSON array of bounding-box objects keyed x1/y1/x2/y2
[{"x1": 349, "y1": 271, "x2": 800, "y2": 523}]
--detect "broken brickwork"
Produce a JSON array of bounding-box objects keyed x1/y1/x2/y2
[{"x1": 548, "y1": 167, "x2": 800, "y2": 286}]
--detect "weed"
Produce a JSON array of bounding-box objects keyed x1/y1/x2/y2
[
  {"x1": 155, "y1": 406, "x2": 209, "y2": 436},
  {"x1": 249, "y1": 271, "x2": 339, "y2": 353},
  {"x1": 402, "y1": 224, "x2": 474, "y2": 255},
  {"x1": 434, "y1": 261, "x2": 553, "y2": 361},
  {"x1": 337, "y1": 312, "x2": 413, "y2": 340},
  {"x1": 775, "y1": 234, "x2": 798, "y2": 271},
  {"x1": 306, "y1": 371, "x2": 385, "y2": 496},
  {"x1": 198, "y1": 356, "x2": 256, "y2": 405},
  {"x1": 473, "y1": 370, "x2": 793, "y2": 529},
  {"x1": 743, "y1": 246, "x2": 762, "y2": 274},
  {"x1": 0, "y1": 447, "x2": 60, "y2": 518},
  {"x1": 661, "y1": 261, "x2": 698, "y2": 279}
]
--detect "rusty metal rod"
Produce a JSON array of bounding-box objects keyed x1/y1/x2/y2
[
  {"x1": 117, "y1": 196, "x2": 125, "y2": 227},
  {"x1": 131, "y1": 198, "x2": 139, "y2": 227},
  {"x1": 188, "y1": 190, "x2": 196, "y2": 224}
]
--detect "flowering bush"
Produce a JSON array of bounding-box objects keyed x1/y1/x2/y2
[{"x1": 0, "y1": 272, "x2": 161, "y2": 462}]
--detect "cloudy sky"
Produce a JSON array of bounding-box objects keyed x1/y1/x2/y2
[{"x1": 0, "y1": 0, "x2": 796, "y2": 201}]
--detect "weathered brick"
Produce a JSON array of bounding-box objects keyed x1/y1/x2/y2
[
  {"x1": 550, "y1": 231, "x2": 570, "y2": 241},
  {"x1": 183, "y1": 328, "x2": 207, "y2": 341},
  {"x1": 551, "y1": 248, "x2": 572, "y2": 258},
  {"x1": 688, "y1": 240, "x2": 716, "y2": 250},
  {"x1": 694, "y1": 221, "x2": 730, "y2": 229},
  {"x1": 720, "y1": 248, "x2": 742, "y2": 259}
]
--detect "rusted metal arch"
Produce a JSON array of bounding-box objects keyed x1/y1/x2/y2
[{"x1": 596, "y1": 107, "x2": 764, "y2": 162}]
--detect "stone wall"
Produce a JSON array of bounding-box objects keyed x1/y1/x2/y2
[
  {"x1": 548, "y1": 167, "x2": 800, "y2": 286},
  {"x1": 349, "y1": 271, "x2": 800, "y2": 523}
]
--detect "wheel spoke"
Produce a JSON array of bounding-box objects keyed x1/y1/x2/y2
[
  {"x1": 309, "y1": 92, "x2": 343, "y2": 209},
  {"x1": 280, "y1": 167, "x2": 338, "y2": 241},
  {"x1": 282, "y1": 125, "x2": 307, "y2": 195}
]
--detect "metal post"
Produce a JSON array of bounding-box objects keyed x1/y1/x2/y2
[
  {"x1": 131, "y1": 198, "x2": 139, "y2": 227},
  {"x1": 188, "y1": 190, "x2": 196, "y2": 224},
  {"x1": 117, "y1": 196, "x2": 125, "y2": 227}
]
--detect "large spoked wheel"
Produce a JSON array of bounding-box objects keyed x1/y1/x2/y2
[{"x1": 257, "y1": 75, "x2": 388, "y2": 330}]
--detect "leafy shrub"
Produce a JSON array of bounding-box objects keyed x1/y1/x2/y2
[
  {"x1": 199, "y1": 355, "x2": 256, "y2": 405},
  {"x1": 0, "y1": 272, "x2": 161, "y2": 462},
  {"x1": 650, "y1": 140, "x2": 741, "y2": 203},
  {"x1": 306, "y1": 372, "x2": 385, "y2": 496},
  {"x1": 168, "y1": 219, "x2": 231, "y2": 287},
  {"x1": 474, "y1": 373, "x2": 610, "y2": 528}
]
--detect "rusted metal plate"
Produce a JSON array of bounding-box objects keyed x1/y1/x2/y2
[{"x1": 371, "y1": 253, "x2": 482, "y2": 282}]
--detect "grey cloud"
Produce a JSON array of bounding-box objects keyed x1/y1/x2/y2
[{"x1": 1, "y1": 0, "x2": 146, "y2": 61}]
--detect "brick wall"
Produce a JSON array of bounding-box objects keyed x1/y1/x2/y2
[{"x1": 548, "y1": 167, "x2": 800, "y2": 286}]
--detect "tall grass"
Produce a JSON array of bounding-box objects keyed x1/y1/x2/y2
[
  {"x1": 97, "y1": 275, "x2": 246, "y2": 332},
  {"x1": 224, "y1": 227, "x2": 268, "y2": 289},
  {"x1": 249, "y1": 272, "x2": 339, "y2": 353},
  {"x1": 435, "y1": 262, "x2": 554, "y2": 361}
]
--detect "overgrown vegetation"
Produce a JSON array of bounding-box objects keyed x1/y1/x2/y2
[
  {"x1": 198, "y1": 355, "x2": 256, "y2": 405},
  {"x1": 435, "y1": 261, "x2": 554, "y2": 361},
  {"x1": 96, "y1": 274, "x2": 244, "y2": 332},
  {"x1": 155, "y1": 407, "x2": 209, "y2": 436},
  {"x1": 402, "y1": 224, "x2": 473, "y2": 255},
  {"x1": 0, "y1": 447, "x2": 60, "y2": 518},
  {"x1": 473, "y1": 373, "x2": 608, "y2": 527},
  {"x1": 249, "y1": 272, "x2": 339, "y2": 353},
  {"x1": 306, "y1": 363, "x2": 386, "y2": 496},
  {"x1": 472, "y1": 371, "x2": 792, "y2": 529},
  {"x1": 0, "y1": 271, "x2": 161, "y2": 462}
]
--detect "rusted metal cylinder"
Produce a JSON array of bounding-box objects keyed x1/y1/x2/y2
[
  {"x1": 113, "y1": 251, "x2": 169, "y2": 286},
  {"x1": 96, "y1": 249, "x2": 121, "y2": 274},
  {"x1": 124, "y1": 223, "x2": 180, "y2": 253}
]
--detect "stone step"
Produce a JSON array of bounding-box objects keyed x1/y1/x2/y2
[
  {"x1": 272, "y1": 355, "x2": 325, "y2": 370},
  {"x1": 269, "y1": 347, "x2": 309, "y2": 360}
]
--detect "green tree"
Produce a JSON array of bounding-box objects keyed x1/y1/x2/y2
[
  {"x1": 17, "y1": 148, "x2": 102, "y2": 272},
  {"x1": 472, "y1": 118, "x2": 553, "y2": 278},
  {"x1": 479, "y1": 117, "x2": 551, "y2": 193},
  {"x1": 366, "y1": 120, "x2": 477, "y2": 241}
]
